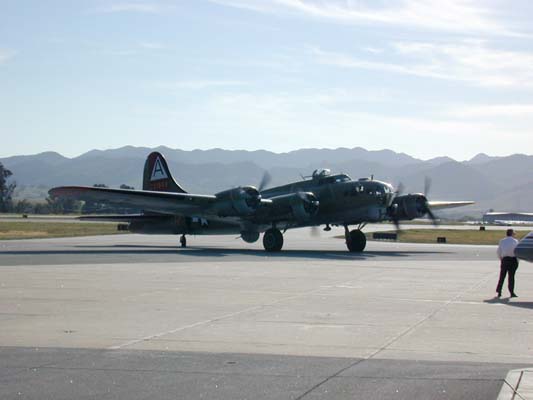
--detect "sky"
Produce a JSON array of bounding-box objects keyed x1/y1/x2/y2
[{"x1": 1, "y1": 0, "x2": 533, "y2": 160}]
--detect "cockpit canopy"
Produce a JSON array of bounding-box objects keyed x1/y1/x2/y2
[{"x1": 312, "y1": 168, "x2": 331, "y2": 179}]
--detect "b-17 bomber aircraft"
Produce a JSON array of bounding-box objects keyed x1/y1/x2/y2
[{"x1": 49, "y1": 152, "x2": 474, "y2": 252}]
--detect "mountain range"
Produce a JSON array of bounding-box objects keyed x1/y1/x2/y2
[{"x1": 1, "y1": 146, "x2": 532, "y2": 217}]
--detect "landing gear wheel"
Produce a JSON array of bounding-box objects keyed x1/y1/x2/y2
[
  {"x1": 180, "y1": 234, "x2": 187, "y2": 248},
  {"x1": 346, "y1": 229, "x2": 366, "y2": 252},
  {"x1": 263, "y1": 228, "x2": 284, "y2": 252}
]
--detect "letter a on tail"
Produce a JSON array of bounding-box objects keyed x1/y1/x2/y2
[{"x1": 150, "y1": 157, "x2": 168, "y2": 181}]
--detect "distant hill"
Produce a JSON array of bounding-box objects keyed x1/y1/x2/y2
[
  {"x1": 72, "y1": 145, "x2": 420, "y2": 168},
  {"x1": 469, "y1": 154, "x2": 533, "y2": 188},
  {"x1": 465, "y1": 153, "x2": 502, "y2": 165},
  {"x1": 1, "y1": 146, "x2": 531, "y2": 216}
]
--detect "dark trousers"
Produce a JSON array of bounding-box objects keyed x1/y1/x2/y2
[{"x1": 496, "y1": 257, "x2": 519, "y2": 295}]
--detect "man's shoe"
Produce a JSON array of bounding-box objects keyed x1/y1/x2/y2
[
  {"x1": 510, "y1": 293, "x2": 518, "y2": 298},
  {"x1": 497, "y1": 292, "x2": 502, "y2": 298}
]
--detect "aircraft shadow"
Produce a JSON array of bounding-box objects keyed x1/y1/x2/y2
[
  {"x1": 81, "y1": 244, "x2": 448, "y2": 259},
  {"x1": 177, "y1": 247, "x2": 446, "y2": 260},
  {"x1": 0, "y1": 245, "x2": 447, "y2": 261}
]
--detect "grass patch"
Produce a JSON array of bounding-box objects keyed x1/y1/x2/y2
[
  {"x1": 0, "y1": 221, "x2": 127, "y2": 240},
  {"x1": 368, "y1": 229, "x2": 529, "y2": 245}
]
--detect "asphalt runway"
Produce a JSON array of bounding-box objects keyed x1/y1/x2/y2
[
  {"x1": 0, "y1": 226, "x2": 502, "y2": 266},
  {"x1": 1, "y1": 230, "x2": 532, "y2": 399}
]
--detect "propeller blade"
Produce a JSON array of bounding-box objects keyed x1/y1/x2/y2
[
  {"x1": 393, "y1": 218, "x2": 402, "y2": 233},
  {"x1": 258, "y1": 171, "x2": 272, "y2": 192},
  {"x1": 310, "y1": 226, "x2": 321, "y2": 237},
  {"x1": 424, "y1": 176, "x2": 432, "y2": 197},
  {"x1": 425, "y1": 205, "x2": 439, "y2": 226},
  {"x1": 395, "y1": 182, "x2": 404, "y2": 197}
]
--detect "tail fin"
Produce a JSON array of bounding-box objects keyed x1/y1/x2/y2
[{"x1": 143, "y1": 152, "x2": 187, "y2": 193}]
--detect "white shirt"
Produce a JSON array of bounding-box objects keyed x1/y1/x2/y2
[{"x1": 497, "y1": 236, "x2": 519, "y2": 259}]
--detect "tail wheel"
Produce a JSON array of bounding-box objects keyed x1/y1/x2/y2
[
  {"x1": 346, "y1": 229, "x2": 366, "y2": 252},
  {"x1": 263, "y1": 228, "x2": 284, "y2": 252}
]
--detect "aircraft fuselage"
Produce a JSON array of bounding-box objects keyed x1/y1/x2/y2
[{"x1": 128, "y1": 175, "x2": 395, "y2": 236}]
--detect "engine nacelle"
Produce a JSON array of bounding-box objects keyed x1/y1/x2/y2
[
  {"x1": 269, "y1": 192, "x2": 319, "y2": 222},
  {"x1": 241, "y1": 230, "x2": 260, "y2": 243},
  {"x1": 214, "y1": 186, "x2": 261, "y2": 217},
  {"x1": 389, "y1": 194, "x2": 428, "y2": 221}
]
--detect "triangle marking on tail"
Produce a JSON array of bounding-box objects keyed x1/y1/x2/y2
[{"x1": 151, "y1": 157, "x2": 168, "y2": 181}]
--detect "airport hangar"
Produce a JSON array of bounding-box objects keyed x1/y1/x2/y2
[{"x1": 483, "y1": 212, "x2": 533, "y2": 224}]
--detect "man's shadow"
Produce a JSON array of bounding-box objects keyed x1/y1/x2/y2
[{"x1": 484, "y1": 297, "x2": 533, "y2": 310}]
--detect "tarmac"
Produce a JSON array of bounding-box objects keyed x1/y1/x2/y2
[{"x1": 1, "y1": 229, "x2": 532, "y2": 399}]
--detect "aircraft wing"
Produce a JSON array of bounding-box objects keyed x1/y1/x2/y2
[
  {"x1": 49, "y1": 186, "x2": 217, "y2": 215},
  {"x1": 427, "y1": 201, "x2": 475, "y2": 210}
]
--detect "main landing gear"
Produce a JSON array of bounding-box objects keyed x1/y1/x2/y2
[
  {"x1": 261, "y1": 225, "x2": 366, "y2": 253},
  {"x1": 344, "y1": 225, "x2": 366, "y2": 252},
  {"x1": 180, "y1": 234, "x2": 187, "y2": 248},
  {"x1": 263, "y1": 228, "x2": 284, "y2": 252}
]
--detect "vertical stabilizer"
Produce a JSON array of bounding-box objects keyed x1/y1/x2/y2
[{"x1": 143, "y1": 152, "x2": 187, "y2": 193}]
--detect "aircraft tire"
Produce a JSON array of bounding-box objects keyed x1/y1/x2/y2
[
  {"x1": 263, "y1": 228, "x2": 283, "y2": 252},
  {"x1": 347, "y1": 229, "x2": 366, "y2": 252}
]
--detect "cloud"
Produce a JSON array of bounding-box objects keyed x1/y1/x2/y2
[
  {"x1": 161, "y1": 89, "x2": 528, "y2": 158},
  {"x1": 448, "y1": 104, "x2": 533, "y2": 118},
  {"x1": 139, "y1": 41, "x2": 166, "y2": 50},
  {"x1": 103, "y1": 41, "x2": 166, "y2": 57},
  {"x1": 92, "y1": 2, "x2": 162, "y2": 14},
  {"x1": 0, "y1": 48, "x2": 16, "y2": 65},
  {"x1": 210, "y1": 0, "x2": 522, "y2": 36},
  {"x1": 105, "y1": 49, "x2": 138, "y2": 57},
  {"x1": 310, "y1": 41, "x2": 533, "y2": 87},
  {"x1": 151, "y1": 80, "x2": 249, "y2": 90}
]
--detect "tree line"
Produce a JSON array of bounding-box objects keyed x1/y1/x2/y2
[{"x1": 0, "y1": 162, "x2": 137, "y2": 214}]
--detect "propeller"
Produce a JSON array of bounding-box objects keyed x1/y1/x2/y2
[
  {"x1": 389, "y1": 179, "x2": 437, "y2": 231},
  {"x1": 241, "y1": 171, "x2": 271, "y2": 210},
  {"x1": 390, "y1": 182, "x2": 403, "y2": 232},
  {"x1": 258, "y1": 171, "x2": 272, "y2": 192},
  {"x1": 421, "y1": 176, "x2": 438, "y2": 226},
  {"x1": 242, "y1": 186, "x2": 261, "y2": 209},
  {"x1": 298, "y1": 191, "x2": 319, "y2": 215}
]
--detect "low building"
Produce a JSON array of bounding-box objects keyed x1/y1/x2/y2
[{"x1": 482, "y1": 212, "x2": 533, "y2": 224}]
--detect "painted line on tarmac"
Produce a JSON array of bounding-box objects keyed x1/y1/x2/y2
[
  {"x1": 293, "y1": 270, "x2": 498, "y2": 400},
  {"x1": 108, "y1": 304, "x2": 273, "y2": 350},
  {"x1": 109, "y1": 269, "x2": 383, "y2": 350}
]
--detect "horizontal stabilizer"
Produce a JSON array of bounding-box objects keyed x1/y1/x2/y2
[{"x1": 79, "y1": 214, "x2": 171, "y2": 222}]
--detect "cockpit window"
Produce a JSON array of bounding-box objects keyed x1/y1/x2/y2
[{"x1": 318, "y1": 174, "x2": 351, "y2": 185}]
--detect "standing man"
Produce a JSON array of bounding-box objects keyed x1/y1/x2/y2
[{"x1": 496, "y1": 229, "x2": 519, "y2": 298}]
